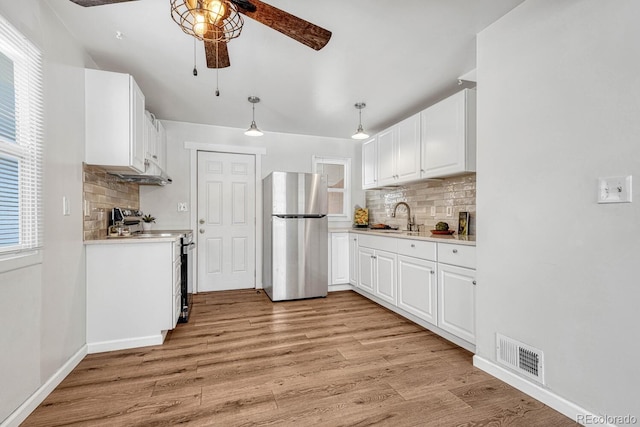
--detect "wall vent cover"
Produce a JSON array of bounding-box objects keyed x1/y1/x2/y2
[{"x1": 496, "y1": 333, "x2": 545, "y2": 385}]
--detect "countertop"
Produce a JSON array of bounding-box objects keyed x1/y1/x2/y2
[
  {"x1": 84, "y1": 230, "x2": 193, "y2": 245},
  {"x1": 330, "y1": 228, "x2": 476, "y2": 246}
]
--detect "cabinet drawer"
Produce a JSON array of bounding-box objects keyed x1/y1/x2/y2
[
  {"x1": 438, "y1": 243, "x2": 476, "y2": 269},
  {"x1": 397, "y1": 239, "x2": 436, "y2": 260},
  {"x1": 358, "y1": 234, "x2": 398, "y2": 252}
]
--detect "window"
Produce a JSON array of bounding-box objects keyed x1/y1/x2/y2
[
  {"x1": 0, "y1": 14, "x2": 43, "y2": 257},
  {"x1": 312, "y1": 156, "x2": 351, "y2": 221}
]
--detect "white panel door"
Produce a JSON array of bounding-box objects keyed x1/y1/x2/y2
[{"x1": 197, "y1": 152, "x2": 256, "y2": 291}]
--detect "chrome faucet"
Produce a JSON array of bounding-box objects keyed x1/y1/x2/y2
[{"x1": 392, "y1": 202, "x2": 415, "y2": 231}]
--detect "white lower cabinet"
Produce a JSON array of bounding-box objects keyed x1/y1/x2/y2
[
  {"x1": 349, "y1": 234, "x2": 359, "y2": 285},
  {"x1": 398, "y1": 255, "x2": 437, "y2": 325},
  {"x1": 357, "y1": 234, "x2": 398, "y2": 305},
  {"x1": 357, "y1": 246, "x2": 375, "y2": 293},
  {"x1": 86, "y1": 239, "x2": 181, "y2": 353},
  {"x1": 373, "y1": 250, "x2": 397, "y2": 305},
  {"x1": 330, "y1": 232, "x2": 350, "y2": 285},
  {"x1": 437, "y1": 263, "x2": 476, "y2": 344},
  {"x1": 351, "y1": 232, "x2": 476, "y2": 349}
]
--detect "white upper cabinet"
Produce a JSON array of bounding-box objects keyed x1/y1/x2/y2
[
  {"x1": 362, "y1": 136, "x2": 378, "y2": 189},
  {"x1": 377, "y1": 113, "x2": 421, "y2": 187},
  {"x1": 144, "y1": 113, "x2": 167, "y2": 170},
  {"x1": 376, "y1": 126, "x2": 396, "y2": 186},
  {"x1": 420, "y1": 88, "x2": 476, "y2": 178},
  {"x1": 85, "y1": 69, "x2": 146, "y2": 173},
  {"x1": 156, "y1": 120, "x2": 167, "y2": 171}
]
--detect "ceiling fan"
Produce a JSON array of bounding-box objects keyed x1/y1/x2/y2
[{"x1": 68, "y1": 0, "x2": 332, "y2": 69}]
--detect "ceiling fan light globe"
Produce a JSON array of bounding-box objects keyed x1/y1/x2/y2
[
  {"x1": 206, "y1": 0, "x2": 226, "y2": 24},
  {"x1": 193, "y1": 12, "x2": 208, "y2": 35}
]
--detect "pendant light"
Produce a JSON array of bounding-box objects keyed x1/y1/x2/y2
[
  {"x1": 352, "y1": 102, "x2": 369, "y2": 140},
  {"x1": 245, "y1": 96, "x2": 263, "y2": 137}
]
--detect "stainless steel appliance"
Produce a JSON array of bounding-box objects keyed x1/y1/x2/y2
[
  {"x1": 178, "y1": 231, "x2": 194, "y2": 323},
  {"x1": 263, "y1": 172, "x2": 328, "y2": 301}
]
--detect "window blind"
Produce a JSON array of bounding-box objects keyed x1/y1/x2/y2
[{"x1": 0, "y1": 14, "x2": 43, "y2": 255}]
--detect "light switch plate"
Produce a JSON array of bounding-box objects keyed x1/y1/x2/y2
[
  {"x1": 177, "y1": 202, "x2": 189, "y2": 212},
  {"x1": 446, "y1": 206, "x2": 453, "y2": 217},
  {"x1": 598, "y1": 176, "x2": 632, "y2": 204},
  {"x1": 430, "y1": 206, "x2": 436, "y2": 217}
]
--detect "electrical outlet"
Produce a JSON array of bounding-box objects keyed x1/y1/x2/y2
[
  {"x1": 598, "y1": 175, "x2": 632, "y2": 204},
  {"x1": 430, "y1": 206, "x2": 436, "y2": 216},
  {"x1": 446, "y1": 206, "x2": 453, "y2": 217},
  {"x1": 177, "y1": 202, "x2": 189, "y2": 212}
]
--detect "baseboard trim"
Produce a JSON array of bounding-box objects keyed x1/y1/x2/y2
[
  {"x1": 328, "y1": 284, "x2": 354, "y2": 292},
  {"x1": 473, "y1": 355, "x2": 610, "y2": 427},
  {"x1": 87, "y1": 334, "x2": 164, "y2": 354},
  {"x1": 1, "y1": 345, "x2": 88, "y2": 427}
]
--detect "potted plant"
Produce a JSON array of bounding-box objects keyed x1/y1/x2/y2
[{"x1": 142, "y1": 214, "x2": 156, "y2": 231}]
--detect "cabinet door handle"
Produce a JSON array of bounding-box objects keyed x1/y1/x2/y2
[
  {"x1": 430, "y1": 270, "x2": 434, "y2": 275},
  {"x1": 410, "y1": 244, "x2": 415, "y2": 248},
  {"x1": 472, "y1": 280, "x2": 477, "y2": 285},
  {"x1": 452, "y1": 249, "x2": 458, "y2": 253}
]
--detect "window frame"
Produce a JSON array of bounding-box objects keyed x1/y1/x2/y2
[
  {"x1": 0, "y1": 13, "x2": 44, "y2": 267},
  {"x1": 312, "y1": 156, "x2": 351, "y2": 222}
]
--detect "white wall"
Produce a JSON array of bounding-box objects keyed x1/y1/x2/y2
[
  {"x1": 140, "y1": 120, "x2": 364, "y2": 230},
  {"x1": 0, "y1": 1, "x2": 88, "y2": 423},
  {"x1": 476, "y1": 0, "x2": 640, "y2": 420}
]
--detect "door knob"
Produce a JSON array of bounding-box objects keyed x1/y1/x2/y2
[
  {"x1": 199, "y1": 229, "x2": 205, "y2": 234},
  {"x1": 199, "y1": 219, "x2": 205, "y2": 224}
]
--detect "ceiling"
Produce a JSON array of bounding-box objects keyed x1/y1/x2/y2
[{"x1": 45, "y1": 0, "x2": 524, "y2": 139}]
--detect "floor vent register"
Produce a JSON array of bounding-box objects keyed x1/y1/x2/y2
[{"x1": 497, "y1": 333, "x2": 545, "y2": 385}]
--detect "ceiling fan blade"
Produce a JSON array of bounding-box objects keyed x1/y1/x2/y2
[
  {"x1": 68, "y1": 0, "x2": 137, "y2": 6},
  {"x1": 204, "y1": 28, "x2": 231, "y2": 69},
  {"x1": 235, "y1": 0, "x2": 331, "y2": 51}
]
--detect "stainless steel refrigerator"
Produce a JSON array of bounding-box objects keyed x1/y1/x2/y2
[{"x1": 263, "y1": 172, "x2": 328, "y2": 301}]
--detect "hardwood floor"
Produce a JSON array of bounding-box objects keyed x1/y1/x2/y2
[{"x1": 23, "y1": 290, "x2": 577, "y2": 426}]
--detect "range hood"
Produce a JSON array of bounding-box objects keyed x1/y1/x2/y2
[{"x1": 108, "y1": 161, "x2": 172, "y2": 186}]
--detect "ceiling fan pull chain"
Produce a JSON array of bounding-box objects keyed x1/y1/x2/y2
[
  {"x1": 192, "y1": 38, "x2": 198, "y2": 76},
  {"x1": 215, "y1": 40, "x2": 220, "y2": 96}
]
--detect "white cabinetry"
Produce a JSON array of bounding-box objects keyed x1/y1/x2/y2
[
  {"x1": 397, "y1": 239, "x2": 437, "y2": 324},
  {"x1": 144, "y1": 113, "x2": 167, "y2": 171},
  {"x1": 377, "y1": 114, "x2": 421, "y2": 186},
  {"x1": 330, "y1": 232, "x2": 350, "y2": 285},
  {"x1": 85, "y1": 68, "x2": 146, "y2": 173},
  {"x1": 357, "y1": 234, "x2": 397, "y2": 305},
  {"x1": 421, "y1": 89, "x2": 476, "y2": 178},
  {"x1": 349, "y1": 233, "x2": 359, "y2": 285},
  {"x1": 86, "y1": 239, "x2": 181, "y2": 353},
  {"x1": 437, "y1": 243, "x2": 476, "y2": 344},
  {"x1": 349, "y1": 232, "x2": 476, "y2": 350},
  {"x1": 362, "y1": 137, "x2": 378, "y2": 189}
]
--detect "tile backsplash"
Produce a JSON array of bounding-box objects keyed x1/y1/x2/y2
[
  {"x1": 364, "y1": 173, "x2": 476, "y2": 234},
  {"x1": 83, "y1": 164, "x2": 139, "y2": 240}
]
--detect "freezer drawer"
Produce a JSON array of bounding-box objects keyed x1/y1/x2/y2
[{"x1": 265, "y1": 216, "x2": 328, "y2": 301}]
